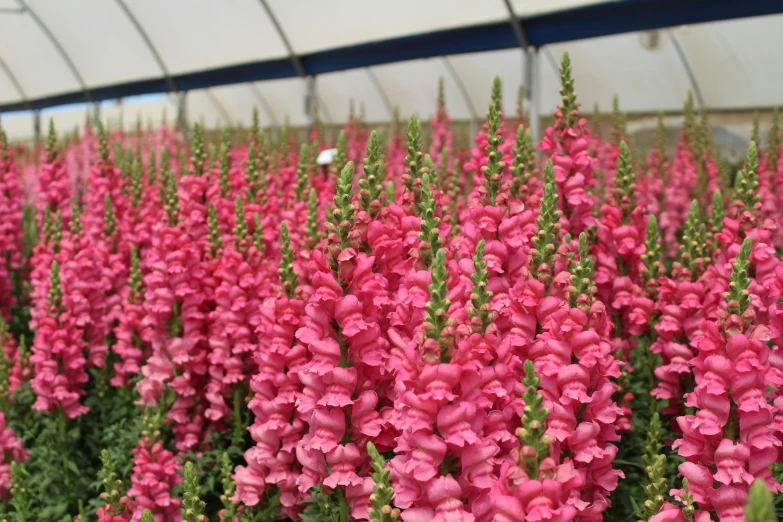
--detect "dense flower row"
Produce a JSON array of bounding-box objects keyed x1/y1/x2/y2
[{"x1": 0, "y1": 52, "x2": 781, "y2": 522}]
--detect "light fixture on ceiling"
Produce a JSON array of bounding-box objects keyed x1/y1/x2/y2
[{"x1": 638, "y1": 30, "x2": 661, "y2": 51}]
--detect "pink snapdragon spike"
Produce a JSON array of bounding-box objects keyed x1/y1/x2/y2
[
  {"x1": 660, "y1": 94, "x2": 699, "y2": 258},
  {"x1": 127, "y1": 419, "x2": 182, "y2": 522},
  {"x1": 37, "y1": 120, "x2": 73, "y2": 228},
  {"x1": 539, "y1": 52, "x2": 596, "y2": 236},
  {"x1": 0, "y1": 412, "x2": 26, "y2": 500},
  {"x1": 0, "y1": 129, "x2": 24, "y2": 319},
  {"x1": 667, "y1": 237, "x2": 782, "y2": 520}
]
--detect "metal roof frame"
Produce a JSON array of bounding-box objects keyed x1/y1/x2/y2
[{"x1": 1, "y1": 0, "x2": 781, "y2": 114}]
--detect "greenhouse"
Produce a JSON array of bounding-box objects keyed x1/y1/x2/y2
[{"x1": 1, "y1": 1, "x2": 783, "y2": 521}]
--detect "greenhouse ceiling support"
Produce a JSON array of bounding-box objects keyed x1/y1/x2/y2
[
  {"x1": 0, "y1": 55, "x2": 29, "y2": 110},
  {"x1": 258, "y1": 0, "x2": 321, "y2": 125},
  {"x1": 365, "y1": 68, "x2": 395, "y2": 120},
  {"x1": 526, "y1": 47, "x2": 540, "y2": 146},
  {"x1": 114, "y1": 0, "x2": 178, "y2": 95},
  {"x1": 3, "y1": 0, "x2": 783, "y2": 114},
  {"x1": 17, "y1": 0, "x2": 94, "y2": 103},
  {"x1": 668, "y1": 31, "x2": 705, "y2": 108},
  {"x1": 441, "y1": 57, "x2": 479, "y2": 137},
  {"x1": 205, "y1": 89, "x2": 233, "y2": 126},
  {"x1": 248, "y1": 83, "x2": 279, "y2": 127}
]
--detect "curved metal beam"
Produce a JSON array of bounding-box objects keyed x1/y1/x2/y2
[
  {"x1": 668, "y1": 31, "x2": 705, "y2": 108},
  {"x1": 0, "y1": 54, "x2": 30, "y2": 108},
  {"x1": 257, "y1": 0, "x2": 306, "y2": 77},
  {"x1": 248, "y1": 83, "x2": 279, "y2": 126},
  {"x1": 502, "y1": 0, "x2": 529, "y2": 49},
  {"x1": 16, "y1": 0, "x2": 93, "y2": 101},
  {"x1": 441, "y1": 57, "x2": 479, "y2": 133},
  {"x1": 365, "y1": 68, "x2": 395, "y2": 120},
  {"x1": 114, "y1": 0, "x2": 177, "y2": 93},
  {"x1": 205, "y1": 89, "x2": 233, "y2": 127},
  {"x1": 204, "y1": 89, "x2": 233, "y2": 126}
]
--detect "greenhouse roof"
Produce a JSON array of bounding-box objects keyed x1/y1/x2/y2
[{"x1": 1, "y1": 0, "x2": 782, "y2": 139}]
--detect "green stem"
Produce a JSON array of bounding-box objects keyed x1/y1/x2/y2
[{"x1": 614, "y1": 459, "x2": 646, "y2": 472}]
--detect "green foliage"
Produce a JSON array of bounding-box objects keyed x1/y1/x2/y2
[
  {"x1": 367, "y1": 442, "x2": 399, "y2": 522},
  {"x1": 234, "y1": 197, "x2": 249, "y2": 252},
  {"x1": 510, "y1": 124, "x2": 535, "y2": 195},
  {"x1": 532, "y1": 161, "x2": 560, "y2": 284},
  {"x1": 641, "y1": 214, "x2": 662, "y2": 288},
  {"x1": 279, "y1": 222, "x2": 298, "y2": 299},
  {"x1": 207, "y1": 203, "x2": 222, "y2": 258},
  {"x1": 569, "y1": 233, "x2": 594, "y2": 307},
  {"x1": 300, "y1": 486, "x2": 349, "y2": 522},
  {"x1": 559, "y1": 53, "x2": 578, "y2": 128},
  {"x1": 613, "y1": 141, "x2": 635, "y2": 223},
  {"x1": 359, "y1": 131, "x2": 383, "y2": 217},
  {"x1": 148, "y1": 147, "x2": 157, "y2": 186},
  {"x1": 332, "y1": 162, "x2": 356, "y2": 251},
  {"x1": 517, "y1": 360, "x2": 550, "y2": 479},
  {"x1": 642, "y1": 414, "x2": 667, "y2": 521},
  {"x1": 404, "y1": 115, "x2": 424, "y2": 213},
  {"x1": 735, "y1": 141, "x2": 760, "y2": 212},
  {"x1": 296, "y1": 143, "x2": 310, "y2": 202},
  {"x1": 424, "y1": 249, "x2": 451, "y2": 362},
  {"x1": 246, "y1": 142, "x2": 260, "y2": 204},
  {"x1": 129, "y1": 246, "x2": 142, "y2": 303},
  {"x1": 48, "y1": 261, "x2": 62, "y2": 311},
  {"x1": 46, "y1": 119, "x2": 58, "y2": 163},
  {"x1": 70, "y1": 196, "x2": 83, "y2": 236},
  {"x1": 97, "y1": 120, "x2": 110, "y2": 165},
  {"x1": 182, "y1": 462, "x2": 207, "y2": 522},
  {"x1": 141, "y1": 509, "x2": 155, "y2": 522},
  {"x1": 418, "y1": 173, "x2": 441, "y2": 269},
  {"x1": 333, "y1": 130, "x2": 348, "y2": 180},
  {"x1": 482, "y1": 100, "x2": 505, "y2": 205},
  {"x1": 104, "y1": 194, "x2": 117, "y2": 240},
  {"x1": 306, "y1": 188, "x2": 319, "y2": 248},
  {"x1": 725, "y1": 236, "x2": 752, "y2": 318},
  {"x1": 219, "y1": 453, "x2": 240, "y2": 522},
  {"x1": 611, "y1": 94, "x2": 626, "y2": 146},
  {"x1": 190, "y1": 123, "x2": 206, "y2": 177},
  {"x1": 680, "y1": 200, "x2": 707, "y2": 280},
  {"x1": 745, "y1": 480, "x2": 777, "y2": 522},
  {"x1": 710, "y1": 189, "x2": 725, "y2": 233},
  {"x1": 490, "y1": 76, "x2": 502, "y2": 113},
  {"x1": 164, "y1": 168, "x2": 179, "y2": 226},
  {"x1": 98, "y1": 449, "x2": 125, "y2": 515},
  {"x1": 469, "y1": 240, "x2": 493, "y2": 335}
]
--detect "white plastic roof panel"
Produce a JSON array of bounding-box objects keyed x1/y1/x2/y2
[
  {"x1": 0, "y1": 111, "x2": 34, "y2": 142},
  {"x1": 120, "y1": 0, "x2": 289, "y2": 76},
  {"x1": 545, "y1": 32, "x2": 693, "y2": 113},
  {"x1": 25, "y1": 0, "x2": 161, "y2": 88},
  {"x1": 267, "y1": 0, "x2": 507, "y2": 56},
  {"x1": 101, "y1": 96, "x2": 177, "y2": 133},
  {"x1": 41, "y1": 104, "x2": 91, "y2": 137},
  {"x1": 509, "y1": 0, "x2": 612, "y2": 18},
  {"x1": 367, "y1": 58, "x2": 473, "y2": 123},
  {"x1": 0, "y1": 13, "x2": 81, "y2": 98},
  {"x1": 446, "y1": 48, "x2": 525, "y2": 118},
  {"x1": 316, "y1": 69, "x2": 391, "y2": 124},
  {"x1": 0, "y1": 62, "x2": 20, "y2": 104},
  {"x1": 268, "y1": 0, "x2": 614, "y2": 56},
  {"x1": 252, "y1": 78, "x2": 310, "y2": 128},
  {"x1": 675, "y1": 14, "x2": 783, "y2": 110}
]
